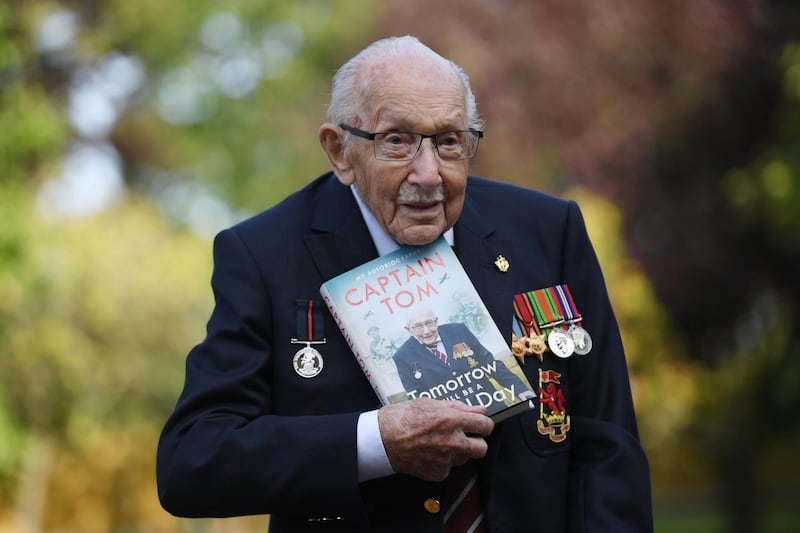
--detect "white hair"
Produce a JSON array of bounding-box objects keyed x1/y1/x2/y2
[{"x1": 326, "y1": 35, "x2": 484, "y2": 131}]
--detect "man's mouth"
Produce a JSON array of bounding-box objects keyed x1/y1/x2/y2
[{"x1": 404, "y1": 200, "x2": 441, "y2": 211}]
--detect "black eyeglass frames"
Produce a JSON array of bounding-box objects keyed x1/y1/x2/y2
[{"x1": 339, "y1": 124, "x2": 483, "y2": 161}]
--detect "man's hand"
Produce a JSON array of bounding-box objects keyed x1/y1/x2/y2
[{"x1": 377, "y1": 398, "x2": 494, "y2": 482}]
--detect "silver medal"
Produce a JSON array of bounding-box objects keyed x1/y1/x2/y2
[
  {"x1": 293, "y1": 345, "x2": 324, "y2": 378},
  {"x1": 569, "y1": 325, "x2": 592, "y2": 355},
  {"x1": 547, "y1": 329, "x2": 575, "y2": 358}
]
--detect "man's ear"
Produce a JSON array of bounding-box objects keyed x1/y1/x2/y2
[{"x1": 319, "y1": 123, "x2": 355, "y2": 186}]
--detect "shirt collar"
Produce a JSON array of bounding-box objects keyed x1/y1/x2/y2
[{"x1": 350, "y1": 184, "x2": 454, "y2": 256}]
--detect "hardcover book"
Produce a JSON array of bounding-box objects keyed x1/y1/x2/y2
[{"x1": 320, "y1": 236, "x2": 535, "y2": 422}]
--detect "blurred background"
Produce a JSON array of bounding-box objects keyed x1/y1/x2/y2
[{"x1": 1, "y1": 0, "x2": 799, "y2": 532}]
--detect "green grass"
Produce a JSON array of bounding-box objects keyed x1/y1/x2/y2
[{"x1": 654, "y1": 496, "x2": 800, "y2": 533}]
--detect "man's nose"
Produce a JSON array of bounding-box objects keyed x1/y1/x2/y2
[{"x1": 407, "y1": 138, "x2": 442, "y2": 187}]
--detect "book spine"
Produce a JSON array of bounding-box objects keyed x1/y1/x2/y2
[{"x1": 320, "y1": 285, "x2": 391, "y2": 406}]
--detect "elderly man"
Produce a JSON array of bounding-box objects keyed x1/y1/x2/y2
[{"x1": 157, "y1": 35, "x2": 652, "y2": 532}]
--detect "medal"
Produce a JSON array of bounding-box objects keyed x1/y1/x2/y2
[
  {"x1": 529, "y1": 288, "x2": 574, "y2": 359},
  {"x1": 569, "y1": 325, "x2": 592, "y2": 355},
  {"x1": 293, "y1": 345, "x2": 323, "y2": 378},
  {"x1": 552, "y1": 284, "x2": 592, "y2": 356},
  {"x1": 452, "y1": 342, "x2": 474, "y2": 360},
  {"x1": 413, "y1": 363, "x2": 422, "y2": 380},
  {"x1": 291, "y1": 299, "x2": 326, "y2": 378},
  {"x1": 511, "y1": 332, "x2": 527, "y2": 363},
  {"x1": 515, "y1": 284, "x2": 591, "y2": 361},
  {"x1": 512, "y1": 293, "x2": 549, "y2": 363},
  {"x1": 525, "y1": 329, "x2": 547, "y2": 357},
  {"x1": 547, "y1": 329, "x2": 574, "y2": 358}
]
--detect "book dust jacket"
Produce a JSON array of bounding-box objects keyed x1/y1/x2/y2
[{"x1": 320, "y1": 237, "x2": 534, "y2": 422}]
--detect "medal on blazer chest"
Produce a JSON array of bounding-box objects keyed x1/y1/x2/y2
[
  {"x1": 552, "y1": 284, "x2": 592, "y2": 356},
  {"x1": 520, "y1": 285, "x2": 594, "y2": 360},
  {"x1": 291, "y1": 299, "x2": 326, "y2": 378},
  {"x1": 293, "y1": 345, "x2": 324, "y2": 378},
  {"x1": 512, "y1": 293, "x2": 549, "y2": 363},
  {"x1": 568, "y1": 325, "x2": 592, "y2": 355},
  {"x1": 547, "y1": 329, "x2": 574, "y2": 358}
]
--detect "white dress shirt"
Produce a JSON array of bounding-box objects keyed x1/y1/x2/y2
[{"x1": 351, "y1": 185, "x2": 454, "y2": 482}]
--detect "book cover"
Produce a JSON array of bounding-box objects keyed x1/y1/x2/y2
[{"x1": 320, "y1": 236, "x2": 535, "y2": 422}]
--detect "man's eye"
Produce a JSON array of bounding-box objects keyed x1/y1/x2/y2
[
  {"x1": 437, "y1": 132, "x2": 461, "y2": 146},
  {"x1": 381, "y1": 132, "x2": 415, "y2": 145}
]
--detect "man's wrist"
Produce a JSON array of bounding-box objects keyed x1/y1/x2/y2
[{"x1": 356, "y1": 409, "x2": 395, "y2": 482}]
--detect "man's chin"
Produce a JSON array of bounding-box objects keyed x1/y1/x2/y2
[{"x1": 394, "y1": 226, "x2": 444, "y2": 246}]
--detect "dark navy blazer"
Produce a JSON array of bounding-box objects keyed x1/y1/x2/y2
[{"x1": 157, "y1": 173, "x2": 653, "y2": 532}]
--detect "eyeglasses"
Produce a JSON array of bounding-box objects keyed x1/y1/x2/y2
[
  {"x1": 339, "y1": 124, "x2": 483, "y2": 161},
  {"x1": 408, "y1": 319, "x2": 438, "y2": 333}
]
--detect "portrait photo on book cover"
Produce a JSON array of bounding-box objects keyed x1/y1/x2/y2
[{"x1": 391, "y1": 306, "x2": 534, "y2": 410}]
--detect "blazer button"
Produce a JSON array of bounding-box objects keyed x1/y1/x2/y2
[{"x1": 423, "y1": 498, "x2": 441, "y2": 514}]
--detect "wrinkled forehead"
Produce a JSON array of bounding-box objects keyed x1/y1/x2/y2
[
  {"x1": 407, "y1": 308, "x2": 437, "y2": 325},
  {"x1": 355, "y1": 55, "x2": 467, "y2": 129}
]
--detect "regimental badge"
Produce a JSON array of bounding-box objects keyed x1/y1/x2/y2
[
  {"x1": 494, "y1": 255, "x2": 510, "y2": 273},
  {"x1": 536, "y1": 368, "x2": 570, "y2": 443},
  {"x1": 452, "y1": 342, "x2": 478, "y2": 368}
]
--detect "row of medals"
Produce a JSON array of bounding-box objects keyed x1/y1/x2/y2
[{"x1": 512, "y1": 322, "x2": 592, "y2": 360}]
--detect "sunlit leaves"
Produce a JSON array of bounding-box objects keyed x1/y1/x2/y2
[
  {"x1": 0, "y1": 199, "x2": 212, "y2": 441},
  {"x1": 0, "y1": 86, "x2": 67, "y2": 182}
]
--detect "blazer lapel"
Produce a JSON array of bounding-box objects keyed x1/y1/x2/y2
[
  {"x1": 455, "y1": 185, "x2": 525, "y2": 486},
  {"x1": 453, "y1": 190, "x2": 515, "y2": 337},
  {"x1": 303, "y1": 175, "x2": 379, "y2": 283}
]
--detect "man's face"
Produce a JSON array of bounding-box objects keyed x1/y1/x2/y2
[
  {"x1": 405, "y1": 309, "x2": 439, "y2": 345},
  {"x1": 341, "y1": 56, "x2": 469, "y2": 245}
]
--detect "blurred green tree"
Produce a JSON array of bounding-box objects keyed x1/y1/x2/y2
[{"x1": 0, "y1": 0, "x2": 380, "y2": 531}]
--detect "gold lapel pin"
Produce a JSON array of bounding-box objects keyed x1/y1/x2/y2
[{"x1": 494, "y1": 255, "x2": 509, "y2": 272}]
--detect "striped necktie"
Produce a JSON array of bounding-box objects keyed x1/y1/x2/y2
[
  {"x1": 444, "y1": 462, "x2": 488, "y2": 533},
  {"x1": 428, "y1": 344, "x2": 448, "y2": 365}
]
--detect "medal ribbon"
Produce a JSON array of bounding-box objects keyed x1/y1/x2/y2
[
  {"x1": 512, "y1": 292, "x2": 536, "y2": 338},
  {"x1": 530, "y1": 288, "x2": 565, "y2": 331},
  {"x1": 552, "y1": 284, "x2": 583, "y2": 327},
  {"x1": 513, "y1": 292, "x2": 546, "y2": 338},
  {"x1": 295, "y1": 299, "x2": 325, "y2": 342}
]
